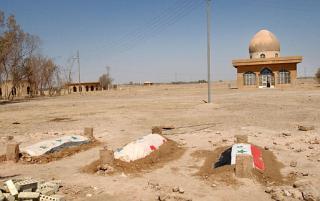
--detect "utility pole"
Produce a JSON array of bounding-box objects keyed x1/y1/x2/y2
[
  {"x1": 106, "y1": 66, "x2": 110, "y2": 90},
  {"x1": 76, "y1": 50, "x2": 81, "y2": 93},
  {"x1": 206, "y1": 0, "x2": 212, "y2": 103},
  {"x1": 106, "y1": 66, "x2": 110, "y2": 76}
]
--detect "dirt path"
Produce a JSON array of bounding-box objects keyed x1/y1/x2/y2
[{"x1": 0, "y1": 81, "x2": 319, "y2": 200}]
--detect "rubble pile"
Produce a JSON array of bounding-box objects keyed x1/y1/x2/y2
[
  {"x1": 0, "y1": 178, "x2": 64, "y2": 201},
  {"x1": 96, "y1": 163, "x2": 115, "y2": 175},
  {"x1": 147, "y1": 180, "x2": 192, "y2": 201},
  {"x1": 264, "y1": 179, "x2": 320, "y2": 201}
]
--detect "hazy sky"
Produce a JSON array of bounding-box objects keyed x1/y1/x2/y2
[{"x1": 1, "y1": 0, "x2": 319, "y2": 83}]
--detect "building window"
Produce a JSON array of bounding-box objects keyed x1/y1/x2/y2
[
  {"x1": 278, "y1": 69, "x2": 290, "y2": 84},
  {"x1": 243, "y1": 72, "x2": 256, "y2": 86},
  {"x1": 91, "y1": 86, "x2": 94, "y2": 91},
  {"x1": 260, "y1": 54, "x2": 265, "y2": 58},
  {"x1": 275, "y1": 53, "x2": 278, "y2": 57},
  {"x1": 73, "y1": 86, "x2": 77, "y2": 92}
]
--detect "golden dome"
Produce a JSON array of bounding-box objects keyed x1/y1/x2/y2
[{"x1": 249, "y1": 29, "x2": 280, "y2": 53}]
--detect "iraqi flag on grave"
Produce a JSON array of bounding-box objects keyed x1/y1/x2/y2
[{"x1": 214, "y1": 143, "x2": 265, "y2": 171}]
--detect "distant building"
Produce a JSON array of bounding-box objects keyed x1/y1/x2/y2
[
  {"x1": 232, "y1": 29, "x2": 302, "y2": 88},
  {"x1": 66, "y1": 82, "x2": 101, "y2": 93},
  {"x1": 0, "y1": 80, "x2": 32, "y2": 99},
  {"x1": 143, "y1": 81, "x2": 154, "y2": 86}
]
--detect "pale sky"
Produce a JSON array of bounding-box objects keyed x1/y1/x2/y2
[{"x1": 1, "y1": 0, "x2": 319, "y2": 83}]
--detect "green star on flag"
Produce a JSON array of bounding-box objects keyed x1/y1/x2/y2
[{"x1": 237, "y1": 149, "x2": 247, "y2": 154}]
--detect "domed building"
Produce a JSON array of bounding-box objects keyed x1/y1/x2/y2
[{"x1": 232, "y1": 29, "x2": 302, "y2": 88}]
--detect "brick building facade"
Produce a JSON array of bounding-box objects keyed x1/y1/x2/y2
[{"x1": 232, "y1": 29, "x2": 302, "y2": 88}]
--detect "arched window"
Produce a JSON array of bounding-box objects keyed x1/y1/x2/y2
[
  {"x1": 73, "y1": 86, "x2": 77, "y2": 92},
  {"x1": 275, "y1": 53, "x2": 278, "y2": 57},
  {"x1": 260, "y1": 54, "x2": 265, "y2": 58},
  {"x1": 243, "y1": 72, "x2": 256, "y2": 86},
  {"x1": 86, "y1": 86, "x2": 89, "y2": 91},
  {"x1": 0, "y1": 87, "x2": 2, "y2": 97},
  {"x1": 27, "y1": 86, "x2": 30, "y2": 95},
  {"x1": 279, "y1": 69, "x2": 290, "y2": 84},
  {"x1": 91, "y1": 86, "x2": 94, "y2": 91}
]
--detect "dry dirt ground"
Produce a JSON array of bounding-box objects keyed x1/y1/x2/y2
[{"x1": 0, "y1": 80, "x2": 319, "y2": 201}]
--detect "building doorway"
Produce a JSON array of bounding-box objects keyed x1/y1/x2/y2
[{"x1": 259, "y1": 68, "x2": 274, "y2": 88}]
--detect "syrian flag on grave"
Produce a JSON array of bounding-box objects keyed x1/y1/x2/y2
[{"x1": 214, "y1": 143, "x2": 265, "y2": 171}]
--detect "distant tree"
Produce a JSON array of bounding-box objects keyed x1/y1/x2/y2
[
  {"x1": 99, "y1": 73, "x2": 113, "y2": 90},
  {"x1": 316, "y1": 68, "x2": 320, "y2": 84},
  {"x1": 0, "y1": 10, "x2": 59, "y2": 99}
]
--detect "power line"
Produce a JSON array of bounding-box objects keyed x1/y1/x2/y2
[
  {"x1": 114, "y1": 0, "x2": 203, "y2": 55},
  {"x1": 102, "y1": 0, "x2": 194, "y2": 51},
  {"x1": 86, "y1": 0, "x2": 203, "y2": 58}
]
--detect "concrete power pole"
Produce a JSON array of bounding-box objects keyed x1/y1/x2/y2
[
  {"x1": 77, "y1": 50, "x2": 81, "y2": 93},
  {"x1": 106, "y1": 66, "x2": 110, "y2": 90},
  {"x1": 206, "y1": 0, "x2": 212, "y2": 103}
]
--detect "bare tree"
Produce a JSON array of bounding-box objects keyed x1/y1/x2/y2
[
  {"x1": 60, "y1": 56, "x2": 74, "y2": 94},
  {"x1": 316, "y1": 68, "x2": 320, "y2": 84},
  {"x1": 99, "y1": 73, "x2": 113, "y2": 90},
  {"x1": 0, "y1": 10, "x2": 59, "y2": 100}
]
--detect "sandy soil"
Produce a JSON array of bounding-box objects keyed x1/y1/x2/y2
[{"x1": 0, "y1": 79, "x2": 319, "y2": 200}]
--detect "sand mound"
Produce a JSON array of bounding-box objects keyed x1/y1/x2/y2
[
  {"x1": 82, "y1": 139, "x2": 185, "y2": 175},
  {"x1": 191, "y1": 146, "x2": 295, "y2": 186}
]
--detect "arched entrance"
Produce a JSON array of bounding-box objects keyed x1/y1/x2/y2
[{"x1": 259, "y1": 68, "x2": 274, "y2": 88}]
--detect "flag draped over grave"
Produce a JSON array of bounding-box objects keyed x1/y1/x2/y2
[
  {"x1": 114, "y1": 134, "x2": 167, "y2": 162},
  {"x1": 21, "y1": 135, "x2": 89, "y2": 157},
  {"x1": 215, "y1": 143, "x2": 265, "y2": 171}
]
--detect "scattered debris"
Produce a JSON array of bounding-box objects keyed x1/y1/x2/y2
[
  {"x1": 172, "y1": 186, "x2": 184, "y2": 194},
  {"x1": 282, "y1": 131, "x2": 291, "y2": 136},
  {"x1": 290, "y1": 161, "x2": 297, "y2": 167},
  {"x1": 298, "y1": 125, "x2": 315, "y2": 131},
  {"x1": 265, "y1": 186, "x2": 303, "y2": 201},
  {"x1": 160, "y1": 126, "x2": 175, "y2": 130},
  {"x1": 0, "y1": 178, "x2": 64, "y2": 201},
  {"x1": 49, "y1": 117, "x2": 73, "y2": 122},
  {"x1": 96, "y1": 164, "x2": 114, "y2": 175},
  {"x1": 292, "y1": 180, "x2": 320, "y2": 201},
  {"x1": 5, "y1": 136, "x2": 14, "y2": 141}
]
